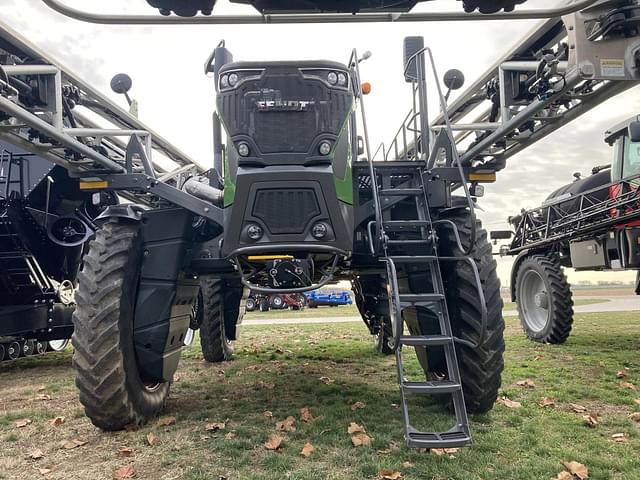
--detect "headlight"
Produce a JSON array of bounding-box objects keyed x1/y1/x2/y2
[
  {"x1": 228, "y1": 73, "x2": 239, "y2": 86},
  {"x1": 220, "y1": 74, "x2": 229, "y2": 89},
  {"x1": 319, "y1": 141, "x2": 331, "y2": 156},
  {"x1": 327, "y1": 72, "x2": 338, "y2": 85},
  {"x1": 238, "y1": 142, "x2": 250, "y2": 157},
  {"x1": 337, "y1": 73, "x2": 347, "y2": 87},
  {"x1": 311, "y1": 222, "x2": 328, "y2": 239},
  {"x1": 246, "y1": 224, "x2": 263, "y2": 241}
]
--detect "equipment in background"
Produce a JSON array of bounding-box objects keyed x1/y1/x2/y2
[{"x1": 305, "y1": 290, "x2": 353, "y2": 308}]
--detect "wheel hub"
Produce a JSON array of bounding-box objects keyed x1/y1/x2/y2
[{"x1": 534, "y1": 291, "x2": 548, "y2": 309}]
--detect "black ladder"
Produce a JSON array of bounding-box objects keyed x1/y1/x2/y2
[{"x1": 372, "y1": 166, "x2": 473, "y2": 449}]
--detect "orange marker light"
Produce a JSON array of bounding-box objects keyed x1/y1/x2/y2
[{"x1": 361, "y1": 82, "x2": 372, "y2": 95}]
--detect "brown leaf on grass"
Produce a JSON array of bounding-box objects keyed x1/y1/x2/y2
[
  {"x1": 50, "y1": 416, "x2": 65, "y2": 427},
  {"x1": 38, "y1": 467, "x2": 53, "y2": 475},
  {"x1": 300, "y1": 442, "x2": 315, "y2": 458},
  {"x1": 619, "y1": 381, "x2": 637, "y2": 391},
  {"x1": 634, "y1": 398, "x2": 640, "y2": 406},
  {"x1": 628, "y1": 412, "x2": 640, "y2": 422},
  {"x1": 146, "y1": 432, "x2": 157, "y2": 446},
  {"x1": 347, "y1": 422, "x2": 366, "y2": 434},
  {"x1": 497, "y1": 396, "x2": 521, "y2": 409},
  {"x1": 113, "y1": 464, "x2": 136, "y2": 479},
  {"x1": 300, "y1": 408, "x2": 315, "y2": 423},
  {"x1": 30, "y1": 449, "x2": 45, "y2": 460},
  {"x1": 431, "y1": 448, "x2": 459, "y2": 456},
  {"x1": 224, "y1": 432, "x2": 236, "y2": 440},
  {"x1": 561, "y1": 461, "x2": 589, "y2": 480},
  {"x1": 611, "y1": 433, "x2": 628, "y2": 443},
  {"x1": 264, "y1": 434, "x2": 284, "y2": 451},
  {"x1": 156, "y1": 416, "x2": 176, "y2": 427},
  {"x1": 14, "y1": 418, "x2": 32, "y2": 428},
  {"x1": 516, "y1": 379, "x2": 536, "y2": 389},
  {"x1": 117, "y1": 447, "x2": 134, "y2": 458},
  {"x1": 205, "y1": 422, "x2": 226, "y2": 432},
  {"x1": 351, "y1": 401, "x2": 367, "y2": 411},
  {"x1": 61, "y1": 439, "x2": 87, "y2": 450},
  {"x1": 319, "y1": 376, "x2": 334, "y2": 385},
  {"x1": 539, "y1": 397, "x2": 555, "y2": 408},
  {"x1": 533, "y1": 355, "x2": 544, "y2": 361},
  {"x1": 616, "y1": 369, "x2": 627, "y2": 378},
  {"x1": 256, "y1": 380, "x2": 275, "y2": 390},
  {"x1": 553, "y1": 472, "x2": 574, "y2": 480},
  {"x1": 377, "y1": 441, "x2": 399, "y2": 455},
  {"x1": 275, "y1": 416, "x2": 296, "y2": 432},
  {"x1": 380, "y1": 469, "x2": 402, "y2": 479},
  {"x1": 570, "y1": 403, "x2": 588, "y2": 413},
  {"x1": 36, "y1": 394, "x2": 52, "y2": 401},
  {"x1": 351, "y1": 433, "x2": 371, "y2": 446},
  {"x1": 582, "y1": 414, "x2": 598, "y2": 427},
  {"x1": 262, "y1": 411, "x2": 273, "y2": 418}
]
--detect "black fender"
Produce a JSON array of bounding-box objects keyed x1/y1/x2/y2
[
  {"x1": 95, "y1": 204, "x2": 144, "y2": 224},
  {"x1": 509, "y1": 250, "x2": 533, "y2": 302}
]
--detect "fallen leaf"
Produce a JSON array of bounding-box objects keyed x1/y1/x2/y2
[
  {"x1": 264, "y1": 434, "x2": 284, "y2": 451},
  {"x1": 616, "y1": 370, "x2": 627, "y2": 378},
  {"x1": 634, "y1": 398, "x2": 640, "y2": 406},
  {"x1": 319, "y1": 376, "x2": 334, "y2": 385},
  {"x1": 497, "y1": 396, "x2": 522, "y2": 409},
  {"x1": 61, "y1": 439, "x2": 87, "y2": 450},
  {"x1": 113, "y1": 464, "x2": 136, "y2": 479},
  {"x1": 351, "y1": 432, "x2": 371, "y2": 446},
  {"x1": 570, "y1": 403, "x2": 588, "y2": 413},
  {"x1": 36, "y1": 394, "x2": 52, "y2": 401},
  {"x1": 117, "y1": 447, "x2": 134, "y2": 457},
  {"x1": 205, "y1": 422, "x2": 226, "y2": 432},
  {"x1": 275, "y1": 416, "x2": 296, "y2": 432},
  {"x1": 50, "y1": 416, "x2": 65, "y2": 427},
  {"x1": 562, "y1": 461, "x2": 589, "y2": 480},
  {"x1": 431, "y1": 448, "x2": 459, "y2": 456},
  {"x1": 14, "y1": 418, "x2": 32, "y2": 428},
  {"x1": 146, "y1": 432, "x2": 157, "y2": 446},
  {"x1": 38, "y1": 467, "x2": 53, "y2": 475},
  {"x1": 30, "y1": 449, "x2": 45, "y2": 460},
  {"x1": 402, "y1": 461, "x2": 413, "y2": 468},
  {"x1": 156, "y1": 416, "x2": 176, "y2": 427},
  {"x1": 300, "y1": 442, "x2": 315, "y2": 457},
  {"x1": 553, "y1": 472, "x2": 574, "y2": 480},
  {"x1": 377, "y1": 442, "x2": 399, "y2": 455},
  {"x1": 256, "y1": 380, "x2": 275, "y2": 390},
  {"x1": 516, "y1": 379, "x2": 536, "y2": 388},
  {"x1": 539, "y1": 397, "x2": 555, "y2": 408},
  {"x1": 300, "y1": 408, "x2": 315, "y2": 423},
  {"x1": 347, "y1": 422, "x2": 366, "y2": 434},
  {"x1": 533, "y1": 355, "x2": 544, "y2": 361},
  {"x1": 628, "y1": 412, "x2": 640, "y2": 422},
  {"x1": 582, "y1": 414, "x2": 598, "y2": 427},
  {"x1": 611, "y1": 433, "x2": 628, "y2": 443},
  {"x1": 380, "y1": 469, "x2": 402, "y2": 479},
  {"x1": 619, "y1": 381, "x2": 637, "y2": 391},
  {"x1": 351, "y1": 401, "x2": 367, "y2": 410},
  {"x1": 262, "y1": 411, "x2": 273, "y2": 418},
  {"x1": 224, "y1": 432, "x2": 236, "y2": 440}
]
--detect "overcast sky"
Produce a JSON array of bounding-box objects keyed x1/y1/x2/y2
[{"x1": 4, "y1": 0, "x2": 640, "y2": 285}]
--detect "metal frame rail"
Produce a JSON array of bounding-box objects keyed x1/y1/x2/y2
[
  {"x1": 0, "y1": 18, "x2": 203, "y2": 204},
  {"x1": 508, "y1": 172, "x2": 640, "y2": 252},
  {"x1": 387, "y1": 0, "x2": 640, "y2": 172}
]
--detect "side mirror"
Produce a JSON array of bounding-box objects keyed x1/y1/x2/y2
[
  {"x1": 443, "y1": 69, "x2": 465, "y2": 91},
  {"x1": 204, "y1": 40, "x2": 233, "y2": 80},
  {"x1": 110, "y1": 73, "x2": 132, "y2": 95},
  {"x1": 629, "y1": 120, "x2": 640, "y2": 142},
  {"x1": 357, "y1": 136, "x2": 365, "y2": 156},
  {"x1": 403, "y1": 36, "x2": 425, "y2": 83}
]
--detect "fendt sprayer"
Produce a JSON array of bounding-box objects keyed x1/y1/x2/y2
[
  {"x1": 493, "y1": 115, "x2": 640, "y2": 343},
  {"x1": 2, "y1": 0, "x2": 639, "y2": 448}
]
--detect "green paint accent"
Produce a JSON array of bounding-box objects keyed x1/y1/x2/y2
[{"x1": 334, "y1": 162, "x2": 353, "y2": 205}]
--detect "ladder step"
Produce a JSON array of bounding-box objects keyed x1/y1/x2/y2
[
  {"x1": 398, "y1": 293, "x2": 444, "y2": 304},
  {"x1": 379, "y1": 188, "x2": 423, "y2": 196},
  {"x1": 387, "y1": 239, "x2": 431, "y2": 245},
  {"x1": 383, "y1": 220, "x2": 431, "y2": 231},
  {"x1": 399, "y1": 335, "x2": 452, "y2": 347},
  {"x1": 401, "y1": 380, "x2": 462, "y2": 394},
  {"x1": 406, "y1": 429, "x2": 472, "y2": 449},
  {"x1": 388, "y1": 255, "x2": 437, "y2": 262}
]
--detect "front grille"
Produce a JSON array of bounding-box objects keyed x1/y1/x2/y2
[{"x1": 252, "y1": 189, "x2": 320, "y2": 234}]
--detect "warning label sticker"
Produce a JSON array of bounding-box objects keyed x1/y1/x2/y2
[{"x1": 600, "y1": 59, "x2": 625, "y2": 77}]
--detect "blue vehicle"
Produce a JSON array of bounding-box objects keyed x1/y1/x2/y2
[{"x1": 304, "y1": 290, "x2": 353, "y2": 308}]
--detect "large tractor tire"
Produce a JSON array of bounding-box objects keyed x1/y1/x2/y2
[
  {"x1": 514, "y1": 255, "x2": 574, "y2": 344},
  {"x1": 199, "y1": 278, "x2": 244, "y2": 363},
  {"x1": 72, "y1": 219, "x2": 170, "y2": 431},
  {"x1": 405, "y1": 210, "x2": 505, "y2": 414}
]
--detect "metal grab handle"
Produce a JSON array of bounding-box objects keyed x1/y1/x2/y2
[
  {"x1": 385, "y1": 258, "x2": 403, "y2": 352},
  {"x1": 40, "y1": 0, "x2": 600, "y2": 25}
]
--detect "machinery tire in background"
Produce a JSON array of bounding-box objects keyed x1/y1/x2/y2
[
  {"x1": 514, "y1": 255, "x2": 574, "y2": 344},
  {"x1": 72, "y1": 219, "x2": 170, "y2": 431},
  {"x1": 245, "y1": 297, "x2": 256, "y2": 312},
  {"x1": 353, "y1": 276, "x2": 394, "y2": 355},
  {"x1": 259, "y1": 298, "x2": 270, "y2": 312},
  {"x1": 199, "y1": 278, "x2": 244, "y2": 363},
  {"x1": 406, "y1": 210, "x2": 505, "y2": 414},
  {"x1": 270, "y1": 294, "x2": 285, "y2": 309},
  {"x1": 48, "y1": 339, "x2": 70, "y2": 352}
]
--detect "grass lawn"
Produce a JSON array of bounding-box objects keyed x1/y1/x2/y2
[{"x1": 0, "y1": 311, "x2": 638, "y2": 479}]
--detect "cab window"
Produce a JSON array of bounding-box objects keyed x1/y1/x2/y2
[{"x1": 622, "y1": 136, "x2": 640, "y2": 180}]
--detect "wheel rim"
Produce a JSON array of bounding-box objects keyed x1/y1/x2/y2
[
  {"x1": 183, "y1": 328, "x2": 195, "y2": 347},
  {"x1": 520, "y1": 270, "x2": 550, "y2": 332},
  {"x1": 48, "y1": 339, "x2": 70, "y2": 352},
  {"x1": 273, "y1": 297, "x2": 283, "y2": 307}
]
